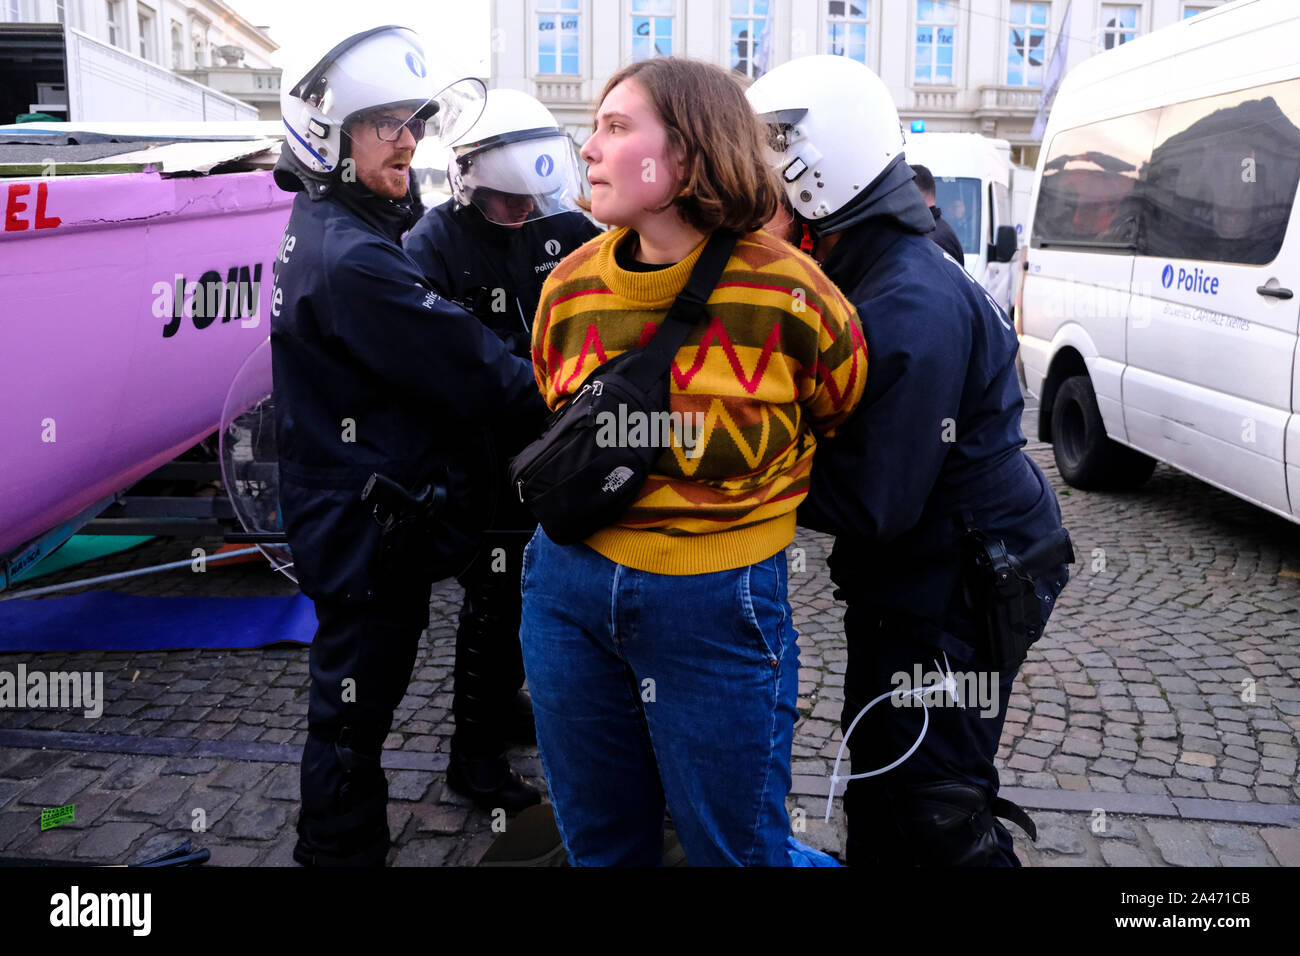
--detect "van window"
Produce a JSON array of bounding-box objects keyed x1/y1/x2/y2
[
  {"x1": 1139, "y1": 78, "x2": 1300, "y2": 266},
  {"x1": 934, "y1": 176, "x2": 982, "y2": 254},
  {"x1": 1032, "y1": 109, "x2": 1159, "y2": 250}
]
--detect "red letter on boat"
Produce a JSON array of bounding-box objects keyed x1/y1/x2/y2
[
  {"x1": 5, "y1": 183, "x2": 30, "y2": 231},
  {"x1": 35, "y1": 183, "x2": 61, "y2": 230}
]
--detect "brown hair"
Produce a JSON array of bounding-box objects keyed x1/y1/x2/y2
[{"x1": 578, "y1": 57, "x2": 780, "y2": 234}]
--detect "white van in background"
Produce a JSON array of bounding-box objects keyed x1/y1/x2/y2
[
  {"x1": 1011, "y1": 165, "x2": 1036, "y2": 251},
  {"x1": 903, "y1": 132, "x2": 1021, "y2": 315},
  {"x1": 1011, "y1": 163, "x2": 1036, "y2": 335},
  {"x1": 1020, "y1": 0, "x2": 1300, "y2": 525}
]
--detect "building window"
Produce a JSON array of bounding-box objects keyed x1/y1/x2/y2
[
  {"x1": 1100, "y1": 4, "x2": 1139, "y2": 50},
  {"x1": 915, "y1": 0, "x2": 957, "y2": 85},
  {"x1": 138, "y1": 4, "x2": 155, "y2": 61},
  {"x1": 170, "y1": 21, "x2": 183, "y2": 68},
  {"x1": 1007, "y1": 2, "x2": 1048, "y2": 87},
  {"x1": 826, "y1": 0, "x2": 868, "y2": 64},
  {"x1": 1011, "y1": 144, "x2": 1040, "y2": 168},
  {"x1": 1181, "y1": 3, "x2": 1217, "y2": 17},
  {"x1": 631, "y1": 0, "x2": 673, "y2": 60},
  {"x1": 730, "y1": 0, "x2": 771, "y2": 80},
  {"x1": 105, "y1": 0, "x2": 122, "y2": 46},
  {"x1": 537, "y1": 0, "x2": 579, "y2": 75}
]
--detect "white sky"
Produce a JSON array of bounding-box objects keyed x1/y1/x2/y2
[{"x1": 228, "y1": 0, "x2": 492, "y2": 79}]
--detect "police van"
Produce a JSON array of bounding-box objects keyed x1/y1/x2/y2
[
  {"x1": 904, "y1": 132, "x2": 1021, "y2": 315},
  {"x1": 1020, "y1": 0, "x2": 1300, "y2": 524}
]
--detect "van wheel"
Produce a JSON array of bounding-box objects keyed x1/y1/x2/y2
[{"x1": 1051, "y1": 375, "x2": 1156, "y2": 490}]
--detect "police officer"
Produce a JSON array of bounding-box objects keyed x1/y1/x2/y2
[
  {"x1": 272, "y1": 25, "x2": 547, "y2": 865},
  {"x1": 404, "y1": 90, "x2": 600, "y2": 812},
  {"x1": 748, "y1": 57, "x2": 1072, "y2": 867}
]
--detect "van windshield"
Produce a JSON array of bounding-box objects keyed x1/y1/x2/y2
[{"x1": 934, "y1": 177, "x2": 982, "y2": 255}]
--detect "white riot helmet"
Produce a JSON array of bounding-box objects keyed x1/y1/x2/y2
[
  {"x1": 280, "y1": 24, "x2": 485, "y2": 177},
  {"x1": 448, "y1": 89, "x2": 584, "y2": 226},
  {"x1": 745, "y1": 55, "x2": 906, "y2": 233}
]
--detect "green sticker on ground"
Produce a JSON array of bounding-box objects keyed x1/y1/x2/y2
[{"x1": 40, "y1": 805, "x2": 74, "y2": 831}]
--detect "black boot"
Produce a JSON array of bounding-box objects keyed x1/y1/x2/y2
[
  {"x1": 295, "y1": 728, "x2": 391, "y2": 867},
  {"x1": 446, "y1": 752, "x2": 542, "y2": 815}
]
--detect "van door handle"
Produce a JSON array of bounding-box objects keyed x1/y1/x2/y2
[{"x1": 1256, "y1": 285, "x2": 1293, "y2": 299}]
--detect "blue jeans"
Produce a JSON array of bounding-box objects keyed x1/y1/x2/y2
[{"x1": 519, "y1": 528, "x2": 829, "y2": 866}]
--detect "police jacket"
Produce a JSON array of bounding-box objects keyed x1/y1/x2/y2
[
  {"x1": 404, "y1": 200, "x2": 601, "y2": 357},
  {"x1": 403, "y1": 200, "x2": 600, "y2": 532},
  {"x1": 801, "y1": 213, "x2": 1067, "y2": 652},
  {"x1": 269, "y1": 156, "x2": 547, "y2": 602},
  {"x1": 928, "y1": 206, "x2": 966, "y2": 264}
]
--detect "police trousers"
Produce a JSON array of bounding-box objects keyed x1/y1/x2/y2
[
  {"x1": 839, "y1": 601, "x2": 1021, "y2": 866},
  {"x1": 452, "y1": 532, "x2": 530, "y2": 759},
  {"x1": 296, "y1": 581, "x2": 430, "y2": 866}
]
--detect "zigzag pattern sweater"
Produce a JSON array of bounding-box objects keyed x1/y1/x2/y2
[{"x1": 532, "y1": 226, "x2": 868, "y2": 575}]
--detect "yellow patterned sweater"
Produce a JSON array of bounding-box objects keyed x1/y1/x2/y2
[{"x1": 532, "y1": 227, "x2": 867, "y2": 575}]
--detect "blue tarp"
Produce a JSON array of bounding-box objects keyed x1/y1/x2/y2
[{"x1": 0, "y1": 591, "x2": 317, "y2": 652}]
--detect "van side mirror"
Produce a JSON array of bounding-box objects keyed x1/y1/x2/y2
[{"x1": 990, "y1": 225, "x2": 1018, "y2": 263}]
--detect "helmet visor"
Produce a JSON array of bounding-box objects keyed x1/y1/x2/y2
[
  {"x1": 456, "y1": 131, "x2": 584, "y2": 226},
  {"x1": 426, "y1": 77, "x2": 487, "y2": 146},
  {"x1": 342, "y1": 77, "x2": 484, "y2": 156}
]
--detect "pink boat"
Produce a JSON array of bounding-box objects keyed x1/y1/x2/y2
[{"x1": 0, "y1": 127, "x2": 292, "y2": 582}]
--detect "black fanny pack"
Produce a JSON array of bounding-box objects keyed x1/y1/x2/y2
[{"x1": 508, "y1": 232, "x2": 736, "y2": 545}]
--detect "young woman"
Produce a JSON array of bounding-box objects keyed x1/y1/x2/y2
[{"x1": 520, "y1": 57, "x2": 867, "y2": 866}]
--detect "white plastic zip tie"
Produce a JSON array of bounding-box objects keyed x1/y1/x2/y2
[{"x1": 824, "y1": 652, "x2": 960, "y2": 823}]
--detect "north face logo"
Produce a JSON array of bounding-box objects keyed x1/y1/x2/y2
[{"x1": 601, "y1": 466, "x2": 634, "y2": 494}]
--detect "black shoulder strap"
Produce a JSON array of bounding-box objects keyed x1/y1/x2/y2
[{"x1": 625, "y1": 231, "x2": 738, "y2": 390}]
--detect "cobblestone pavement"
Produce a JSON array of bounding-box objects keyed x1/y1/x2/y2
[{"x1": 1, "y1": 396, "x2": 1297, "y2": 866}]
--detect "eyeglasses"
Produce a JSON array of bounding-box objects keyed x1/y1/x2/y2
[{"x1": 365, "y1": 114, "x2": 427, "y2": 143}]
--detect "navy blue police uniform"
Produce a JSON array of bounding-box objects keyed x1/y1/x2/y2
[
  {"x1": 802, "y1": 184, "x2": 1071, "y2": 867},
  {"x1": 404, "y1": 199, "x2": 599, "y2": 795},
  {"x1": 928, "y1": 205, "x2": 966, "y2": 264},
  {"x1": 270, "y1": 154, "x2": 547, "y2": 865},
  {"x1": 405, "y1": 198, "x2": 600, "y2": 358}
]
